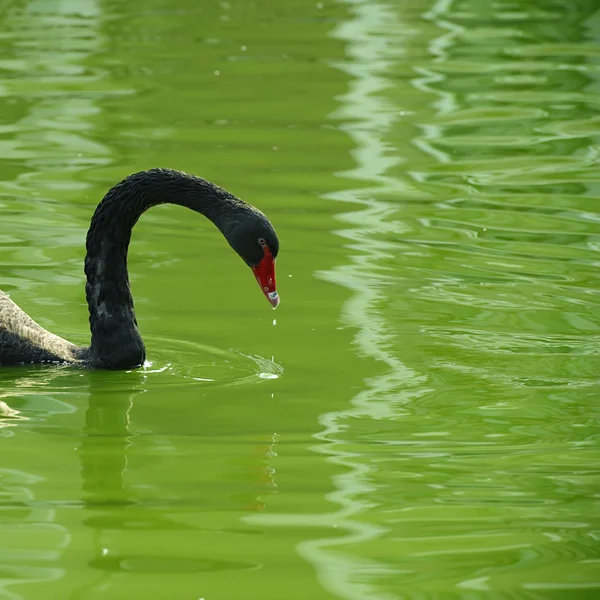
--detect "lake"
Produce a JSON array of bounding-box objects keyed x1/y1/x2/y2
[{"x1": 0, "y1": 0, "x2": 599, "y2": 598}]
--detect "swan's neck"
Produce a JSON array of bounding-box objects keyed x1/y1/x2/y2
[
  {"x1": 83, "y1": 169, "x2": 229, "y2": 368},
  {"x1": 84, "y1": 220, "x2": 143, "y2": 369}
]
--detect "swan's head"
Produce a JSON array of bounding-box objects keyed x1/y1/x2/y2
[{"x1": 222, "y1": 209, "x2": 280, "y2": 308}]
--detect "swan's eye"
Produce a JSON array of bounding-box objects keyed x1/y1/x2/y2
[{"x1": 257, "y1": 237, "x2": 267, "y2": 247}]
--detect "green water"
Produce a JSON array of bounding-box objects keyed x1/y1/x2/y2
[{"x1": 1, "y1": 0, "x2": 599, "y2": 598}]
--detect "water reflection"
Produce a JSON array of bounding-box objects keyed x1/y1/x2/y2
[
  {"x1": 75, "y1": 375, "x2": 274, "y2": 596},
  {"x1": 80, "y1": 380, "x2": 135, "y2": 509},
  {"x1": 260, "y1": 0, "x2": 600, "y2": 597},
  {"x1": 0, "y1": 364, "x2": 278, "y2": 599},
  {"x1": 249, "y1": 1, "x2": 428, "y2": 598},
  {"x1": 310, "y1": 1, "x2": 426, "y2": 597},
  {"x1": 0, "y1": 371, "x2": 73, "y2": 599},
  {"x1": 74, "y1": 373, "x2": 226, "y2": 597}
]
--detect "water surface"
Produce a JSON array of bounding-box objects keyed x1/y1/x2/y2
[{"x1": 1, "y1": 0, "x2": 599, "y2": 598}]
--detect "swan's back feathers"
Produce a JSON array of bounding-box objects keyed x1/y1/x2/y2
[{"x1": 0, "y1": 291, "x2": 78, "y2": 365}]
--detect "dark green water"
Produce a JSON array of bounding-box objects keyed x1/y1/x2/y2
[{"x1": 1, "y1": 0, "x2": 599, "y2": 598}]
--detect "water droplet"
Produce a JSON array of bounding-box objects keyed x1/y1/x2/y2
[
  {"x1": 272, "y1": 319, "x2": 277, "y2": 325},
  {"x1": 259, "y1": 372, "x2": 278, "y2": 380},
  {"x1": 214, "y1": 70, "x2": 220, "y2": 76},
  {"x1": 241, "y1": 45, "x2": 247, "y2": 51},
  {"x1": 316, "y1": 2, "x2": 324, "y2": 8}
]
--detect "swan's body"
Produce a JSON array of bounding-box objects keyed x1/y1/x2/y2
[
  {"x1": 0, "y1": 291, "x2": 81, "y2": 364},
  {"x1": 0, "y1": 169, "x2": 280, "y2": 369}
]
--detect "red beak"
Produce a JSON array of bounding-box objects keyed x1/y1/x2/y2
[{"x1": 251, "y1": 246, "x2": 280, "y2": 308}]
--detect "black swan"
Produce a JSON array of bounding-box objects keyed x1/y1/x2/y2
[{"x1": 0, "y1": 169, "x2": 279, "y2": 369}]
